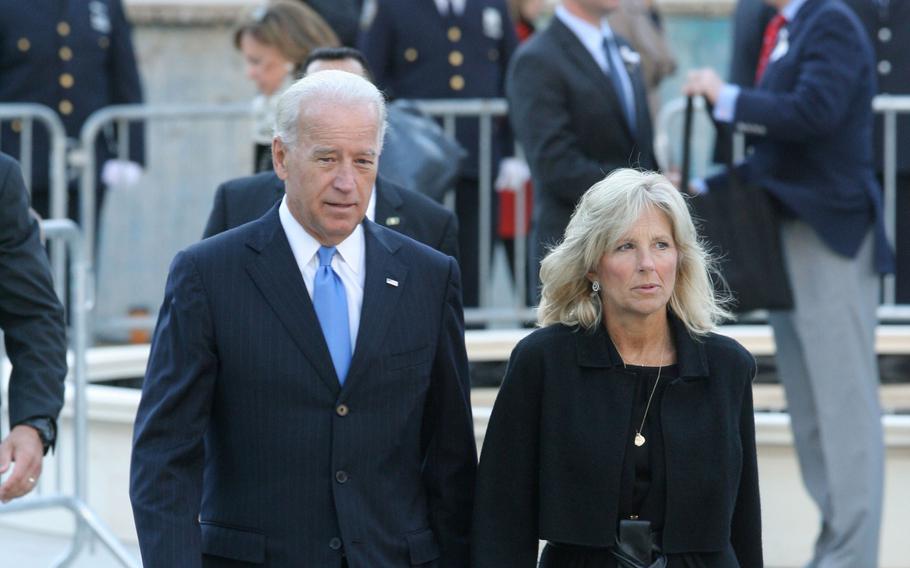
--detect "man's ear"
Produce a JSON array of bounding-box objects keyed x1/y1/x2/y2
[{"x1": 272, "y1": 137, "x2": 289, "y2": 180}]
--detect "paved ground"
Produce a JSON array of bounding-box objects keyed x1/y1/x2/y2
[{"x1": 0, "y1": 525, "x2": 141, "y2": 567}]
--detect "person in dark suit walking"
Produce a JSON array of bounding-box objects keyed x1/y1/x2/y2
[
  {"x1": 358, "y1": 0, "x2": 518, "y2": 308},
  {"x1": 204, "y1": 47, "x2": 460, "y2": 261},
  {"x1": 130, "y1": 71, "x2": 475, "y2": 567},
  {"x1": 507, "y1": 0, "x2": 658, "y2": 301},
  {"x1": 472, "y1": 170, "x2": 761, "y2": 567},
  {"x1": 0, "y1": 153, "x2": 67, "y2": 503},
  {"x1": 685, "y1": 0, "x2": 892, "y2": 564}
]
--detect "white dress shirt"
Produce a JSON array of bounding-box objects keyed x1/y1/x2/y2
[
  {"x1": 435, "y1": 0, "x2": 466, "y2": 16},
  {"x1": 279, "y1": 196, "x2": 366, "y2": 349}
]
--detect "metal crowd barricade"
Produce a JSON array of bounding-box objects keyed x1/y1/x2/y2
[
  {"x1": 0, "y1": 219, "x2": 138, "y2": 567},
  {"x1": 656, "y1": 94, "x2": 910, "y2": 320},
  {"x1": 0, "y1": 103, "x2": 70, "y2": 301},
  {"x1": 409, "y1": 98, "x2": 536, "y2": 324}
]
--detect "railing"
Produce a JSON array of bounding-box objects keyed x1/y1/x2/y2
[{"x1": 0, "y1": 220, "x2": 138, "y2": 568}]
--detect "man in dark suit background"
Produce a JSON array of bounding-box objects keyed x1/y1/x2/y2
[
  {"x1": 358, "y1": 0, "x2": 518, "y2": 309},
  {"x1": 507, "y1": 0, "x2": 657, "y2": 299},
  {"x1": 130, "y1": 71, "x2": 475, "y2": 567},
  {"x1": 204, "y1": 48, "x2": 460, "y2": 261},
  {"x1": 0, "y1": 153, "x2": 67, "y2": 503},
  {"x1": 686, "y1": 0, "x2": 892, "y2": 564}
]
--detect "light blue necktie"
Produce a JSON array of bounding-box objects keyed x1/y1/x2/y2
[
  {"x1": 313, "y1": 246, "x2": 352, "y2": 384},
  {"x1": 602, "y1": 35, "x2": 636, "y2": 131}
]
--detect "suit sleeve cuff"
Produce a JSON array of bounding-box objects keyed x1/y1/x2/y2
[{"x1": 713, "y1": 85, "x2": 741, "y2": 124}]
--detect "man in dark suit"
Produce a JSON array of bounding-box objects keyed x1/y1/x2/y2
[
  {"x1": 0, "y1": 0, "x2": 145, "y2": 222},
  {"x1": 686, "y1": 0, "x2": 892, "y2": 564},
  {"x1": 358, "y1": 0, "x2": 518, "y2": 308},
  {"x1": 130, "y1": 71, "x2": 475, "y2": 567},
  {"x1": 507, "y1": 0, "x2": 657, "y2": 299},
  {"x1": 204, "y1": 48, "x2": 460, "y2": 261},
  {"x1": 0, "y1": 153, "x2": 67, "y2": 503}
]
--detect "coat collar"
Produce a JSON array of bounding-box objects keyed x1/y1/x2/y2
[
  {"x1": 575, "y1": 311, "x2": 710, "y2": 380},
  {"x1": 374, "y1": 176, "x2": 404, "y2": 229}
]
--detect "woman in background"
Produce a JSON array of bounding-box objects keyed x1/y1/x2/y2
[
  {"x1": 234, "y1": 1, "x2": 339, "y2": 172},
  {"x1": 472, "y1": 169, "x2": 762, "y2": 567}
]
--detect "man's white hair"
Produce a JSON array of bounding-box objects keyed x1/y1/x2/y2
[{"x1": 273, "y1": 69, "x2": 387, "y2": 150}]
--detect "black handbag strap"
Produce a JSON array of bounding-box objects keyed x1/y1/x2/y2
[{"x1": 681, "y1": 96, "x2": 743, "y2": 190}]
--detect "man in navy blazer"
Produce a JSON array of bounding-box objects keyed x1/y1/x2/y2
[
  {"x1": 203, "y1": 172, "x2": 460, "y2": 260},
  {"x1": 130, "y1": 71, "x2": 475, "y2": 567},
  {"x1": 507, "y1": 0, "x2": 657, "y2": 300},
  {"x1": 686, "y1": 0, "x2": 892, "y2": 564}
]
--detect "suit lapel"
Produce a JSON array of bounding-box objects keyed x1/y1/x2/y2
[
  {"x1": 374, "y1": 177, "x2": 404, "y2": 230},
  {"x1": 551, "y1": 18, "x2": 635, "y2": 140},
  {"x1": 341, "y1": 220, "x2": 408, "y2": 397},
  {"x1": 244, "y1": 206, "x2": 341, "y2": 397}
]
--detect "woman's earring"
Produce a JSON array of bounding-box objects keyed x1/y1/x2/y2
[{"x1": 591, "y1": 281, "x2": 601, "y2": 293}]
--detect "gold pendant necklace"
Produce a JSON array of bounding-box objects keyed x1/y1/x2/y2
[
  {"x1": 617, "y1": 345, "x2": 665, "y2": 448},
  {"x1": 634, "y1": 359, "x2": 663, "y2": 447}
]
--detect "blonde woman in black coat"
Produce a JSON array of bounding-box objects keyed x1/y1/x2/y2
[{"x1": 472, "y1": 169, "x2": 762, "y2": 567}]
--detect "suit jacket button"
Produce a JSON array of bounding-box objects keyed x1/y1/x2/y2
[
  {"x1": 329, "y1": 537, "x2": 342, "y2": 550},
  {"x1": 336, "y1": 404, "x2": 349, "y2": 416},
  {"x1": 335, "y1": 470, "x2": 349, "y2": 484}
]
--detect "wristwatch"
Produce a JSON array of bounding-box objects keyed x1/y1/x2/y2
[{"x1": 18, "y1": 417, "x2": 56, "y2": 456}]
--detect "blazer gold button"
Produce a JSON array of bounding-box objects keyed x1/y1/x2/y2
[
  {"x1": 336, "y1": 404, "x2": 349, "y2": 416},
  {"x1": 404, "y1": 47, "x2": 418, "y2": 62},
  {"x1": 59, "y1": 99, "x2": 73, "y2": 115},
  {"x1": 449, "y1": 50, "x2": 463, "y2": 67},
  {"x1": 450, "y1": 75, "x2": 465, "y2": 91},
  {"x1": 335, "y1": 470, "x2": 349, "y2": 484},
  {"x1": 17, "y1": 38, "x2": 30, "y2": 52},
  {"x1": 59, "y1": 46, "x2": 73, "y2": 61},
  {"x1": 57, "y1": 21, "x2": 70, "y2": 37},
  {"x1": 11, "y1": 120, "x2": 22, "y2": 133},
  {"x1": 59, "y1": 73, "x2": 74, "y2": 88},
  {"x1": 447, "y1": 26, "x2": 461, "y2": 42}
]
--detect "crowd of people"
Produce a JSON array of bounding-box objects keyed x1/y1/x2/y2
[{"x1": 1, "y1": 0, "x2": 907, "y2": 566}]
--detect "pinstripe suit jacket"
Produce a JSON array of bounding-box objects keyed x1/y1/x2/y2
[{"x1": 130, "y1": 205, "x2": 475, "y2": 567}]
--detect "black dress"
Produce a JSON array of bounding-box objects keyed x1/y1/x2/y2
[{"x1": 539, "y1": 364, "x2": 709, "y2": 568}]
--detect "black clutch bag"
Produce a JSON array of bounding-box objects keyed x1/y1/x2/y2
[
  {"x1": 610, "y1": 520, "x2": 667, "y2": 568},
  {"x1": 681, "y1": 96, "x2": 794, "y2": 314}
]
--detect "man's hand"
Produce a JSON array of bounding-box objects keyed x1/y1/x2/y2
[
  {"x1": 0, "y1": 425, "x2": 44, "y2": 503},
  {"x1": 683, "y1": 68, "x2": 725, "y2": 105}
]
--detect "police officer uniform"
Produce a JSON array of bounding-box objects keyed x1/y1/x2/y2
[
  {"x1": 843, "y1": 0, "x2": 910, "y2": 302},
  {"x1": 358, "y1": 0, "x2": 518, "y2": 308},
  {"x1": 0, "y1": 0, "x2": 144, "y2": 221}
]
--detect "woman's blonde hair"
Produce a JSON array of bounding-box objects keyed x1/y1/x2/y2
[
  {"x1": 234, "y1": 1, "x2": 340, "y2": 72},
  {"x1": 537, "y1": 168, "x2": 731, "y2": 335}
]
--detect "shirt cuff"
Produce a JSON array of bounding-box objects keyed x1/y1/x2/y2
[{"x1": 712, "y1": 85, "x2": 741, "y2": 124}]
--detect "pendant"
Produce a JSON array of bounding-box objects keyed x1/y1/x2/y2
[{"x1": 634, "y1": 433, "x2": 646, "y2": 447}]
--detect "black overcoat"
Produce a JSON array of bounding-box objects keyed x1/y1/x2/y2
[{"x1": 472, "y1": 315, "x2": 762, "y2": 567}]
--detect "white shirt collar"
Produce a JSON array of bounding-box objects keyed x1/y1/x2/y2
[
  {"x1": 278, "y1": 195, "x2": 364, "y2": 279},
  {"x1": 555, "y1": 4, "x2": 617, "y2": 71},
  {"x1": 435, "y1": 0, "x2": 466, "y2": 16}
]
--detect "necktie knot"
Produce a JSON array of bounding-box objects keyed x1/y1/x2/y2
[{"x1": 317, "y1": 246, "x2": 336, "y2": 268}]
